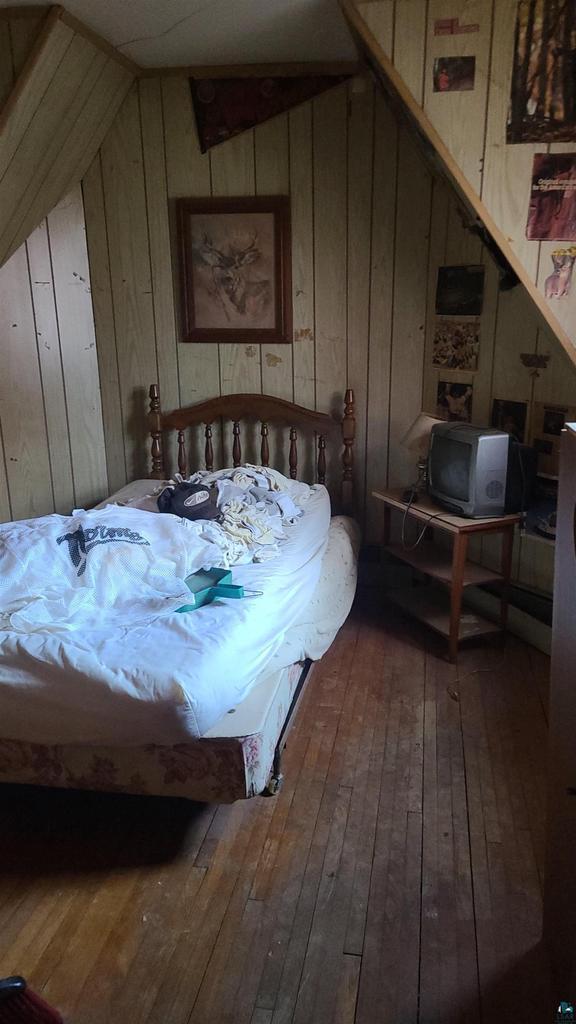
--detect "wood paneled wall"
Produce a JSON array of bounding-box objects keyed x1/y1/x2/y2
[
  {"x1": 421, "y1": 180, "x2": 576, "y2": 593},
  {"x1": 0, "y1": 183, "x2": 108, "y2": 521},
  {"x1": 356, "y1": 0, "x2": 576, "y2": 353},
  {"x1": 0, "y1": 10, "x2": 107, "y2": 522},
  {"x1": 0, "y1": 5, "x2": 135, "y2": 268},
  {"x1": 83, "y1": 76, "x2": 430, "y2": 528},
  {"x1": 80, "y1": 74, "x2": 571, "y2": 593}
]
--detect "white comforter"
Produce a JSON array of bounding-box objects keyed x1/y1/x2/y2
[{"x1": 0, "y1": 475, "x2": 330, "y2": 746}]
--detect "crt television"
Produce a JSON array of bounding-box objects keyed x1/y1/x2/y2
[{"x1": 428, "y1": 422, "x2": 531, "y2": 518}]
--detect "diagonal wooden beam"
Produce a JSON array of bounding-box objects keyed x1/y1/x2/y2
[
  {"x1": 139, "y1": 60, "x2": 360, "y2": 79},
  {"x1": 340, "y1": 0, "x2": 576, "y2": 369},
  {"x1": 0, "y1": 4, "x2": 137, "y2": 269}
]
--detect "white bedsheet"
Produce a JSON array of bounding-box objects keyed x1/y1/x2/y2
[{"x1": 0, "y1": 478, "x2": 330, "y2": 746}]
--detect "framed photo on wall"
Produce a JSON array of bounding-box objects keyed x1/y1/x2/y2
[{"x1": 177, "y1": 196, "x2": 292, "y2": 343}]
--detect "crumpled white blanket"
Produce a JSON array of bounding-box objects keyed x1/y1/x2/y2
[
  {"x1": 0, "y1": 467, "x2": 313, "y2": 635},
  {"x1": 159, "y1": 465, "x2": 305, "y2": 565},
  {"x1": 0, "y1": 507, "x2": 220, "y2": 634},
  {"x1": 0, "y1": 474, "x2": 331, "y2": 745}
]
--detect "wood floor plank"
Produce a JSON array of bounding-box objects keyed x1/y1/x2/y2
[
  {"x1": 419, "y1": 648, "x2": 481, "y2": 1024},
  {"x1": 334, "y1": 954, "x2": 361, "y2": 1024},
  {"x1": 355, "y1": 617, "x2": 426, "y2": 1024},
  {"x1": 254, "y1": 626, "x2": 360, "y2": 1016},
  {"x1": 0, "y1": 600, "x2": 552, "y2": 1024}
]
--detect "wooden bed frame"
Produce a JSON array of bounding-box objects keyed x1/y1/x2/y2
[
  {"x1": 0, "y1": 386, "x2": 359, "y2": 803},
  {"x1": 148, "y1": 384, "x2": 357, "y2": 513}
]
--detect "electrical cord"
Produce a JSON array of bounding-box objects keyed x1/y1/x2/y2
[
  {"x1": 446, "y1": 657, "x2": 506, "y2": 700},
  {"x1": 401, "y1": 490, "x2": 447, "y2": 551}
]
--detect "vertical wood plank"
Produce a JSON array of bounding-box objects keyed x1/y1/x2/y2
[
  {"x1": 392, "y1": 0, "x2": 427, "y2": 103},
  {"x1": 255, "y1": 113, "x2": 293, "y2": 402},
  {"x1": 313, "y1": 83, "x2": 348, "y2": 493},
  {"x1": 161, "y1": 75, "x2": 218, "y2": 408},
  {"x1": 365, "y1": 93, "x2": 397, "y2": 541},
  {"x1": 0, "y1": 22, "x2": 13, "y2": 107},
  {"x1": 472, "y1": 255, "x2": 499, "y2": 428},
  {"x1": 387, "y1": 128, "x2": 432, "y2": 488},
  {"x1": 0, "y1": 245, "x2": 53, "y2": 519},
  {"x1": 0, "y1": 421, "x2": 12, "y2": 523},
  {"x1": 99, "y1": 84, "x2": 158, "y2": 480},
  {"x1": 139, "y1": 78, "x2": 179, "y2": 419},
  {"x1": 347, "y1": 79, "x2": 374, "y2": 522},
  {"x1": 47, "y1": 184, "x2": 108, "y2": 507},
  {"x1": 423, "y1": 0, "x2": 492, "y2": 193},
  {"x1": 313, "y1": 84, "x2": 348, "y2": 418},
  {"x1": 211, "y1": 130, "x2": 261, "y2": 398},
  {"x1": 491, "y1": 287, "x2": 537, "y2": 404},
  {"x1": 26, "y1": 219, "x2": 75, "y2": 514},
  {"x1": 289, "y1": 101, "x2": 315, "y2": 412},
  {"x1": 356, "y1": 0, "x2": 394, "y2": 53},
  {"x1": 254, "y1": 113, "x2": 292, "y2": 474},
  {"x1": 421, "y1": 179, "x2": 450, "y2": 417},
  {"x1": 82, "y1": 153, "x2": 127, "y2": 493}
]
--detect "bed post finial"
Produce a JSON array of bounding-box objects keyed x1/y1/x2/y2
[
  {"x1": 149, "y1": 383, "x2": 166, "y2": 479},
  {"x1": 341, "y1": 388, "x2": 355, "y2": 513}
]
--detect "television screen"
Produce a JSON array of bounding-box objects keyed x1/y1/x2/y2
[{"x1": 431, "y1": 437, "x2": 470, "y2": 502}]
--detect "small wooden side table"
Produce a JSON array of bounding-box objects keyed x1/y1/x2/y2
[{"x1": 373, "y1": 489, "x2": 521, "y2": 661}]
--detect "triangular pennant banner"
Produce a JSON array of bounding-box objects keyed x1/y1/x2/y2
[{"x1": 190, "y1": 75, "x2": 351, "y2": 152}]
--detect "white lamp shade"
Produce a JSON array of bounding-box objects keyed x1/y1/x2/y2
[{"x1": 401, "y1": 412, "x2": 443, "y2": 456}]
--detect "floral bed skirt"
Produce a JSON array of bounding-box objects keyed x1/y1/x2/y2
[{"x1": 0, "y1": 662, "x2": 304, "y2": 803}]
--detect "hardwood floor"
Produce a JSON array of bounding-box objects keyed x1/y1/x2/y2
[{"x1": 0, "y1": 594, "x2": 553, "y2": 1023}]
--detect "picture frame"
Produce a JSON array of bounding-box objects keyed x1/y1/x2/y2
[
  {"x1": 529, "y1": 401, "x2": 576, "y2": 478},
  {"x1": 177, "y1": 195, "x2": 292, "y2": 344}
]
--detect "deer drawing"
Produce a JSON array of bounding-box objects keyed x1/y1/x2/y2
[{"x1": 195, "y1": 231, "x2": 271, "y2": 321}]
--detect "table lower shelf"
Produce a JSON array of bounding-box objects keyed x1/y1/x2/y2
[
  {"x1": 386, "y1": 584, "x2": 502, "y2": 642},
  {"x1": 384, "y1": 542, "x2": 504, "y2": 588}
]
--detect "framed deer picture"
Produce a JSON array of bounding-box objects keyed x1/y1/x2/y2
[{"x1": 177, "y1": 196, "x2": 292, "y2": 343}]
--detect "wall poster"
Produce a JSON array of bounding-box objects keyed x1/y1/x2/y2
[
  {"x1": 526, "y1": 153, "x2": 576, "y2": 241},
  {"x1": 508, "y1": 0, "x2": 576, "y2": 143}
]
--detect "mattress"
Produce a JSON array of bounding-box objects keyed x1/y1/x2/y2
[
  {"x1": 0, "y1": 475, "x2": 353, "y2": 748},
  {"x1": 0, "y1": 514, "x2": 360, "y2": 802}
]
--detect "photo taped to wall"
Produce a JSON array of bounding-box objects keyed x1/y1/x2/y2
[
  {"x1": 432, "y1": 318, "x2": 480, "y2": 370},
  {"x1": 433, "y1": 56, "x2": 476, "y2": 92},
  {"x1": 435, "y1": 265, "x2": 485, "y2": 316},
  {"x1": 436, "y1": 381, "x2": 473, "y2": 422},
  {"x1": 491, "y1": 398, "x2": 528, "y2": 443}
]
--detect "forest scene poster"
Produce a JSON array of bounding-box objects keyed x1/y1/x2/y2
[{"x1": 508, "y1": 0, "x2": 576, "y2": 143}]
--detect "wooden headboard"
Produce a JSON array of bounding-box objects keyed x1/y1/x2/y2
[{"x1": 148, "y1": 385, "x2": 356, "y2": 514}]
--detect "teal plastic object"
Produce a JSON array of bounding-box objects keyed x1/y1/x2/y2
[{"x1": 176, "y1": 567, "x2": 245, "y2": 613}]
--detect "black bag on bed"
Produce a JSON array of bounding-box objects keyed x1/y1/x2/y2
[{"x1": 157, "y1": 482, "x2": 222, "y2": 522}]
